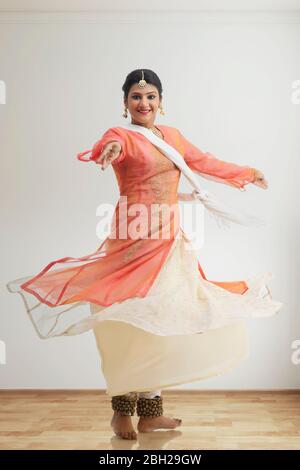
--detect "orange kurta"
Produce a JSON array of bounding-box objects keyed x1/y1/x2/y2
[
  {"x1": 6, "y1": 125, "x2": 283, "y2": 395},
  {"x1": 19, "y1": 126, "x2": 256, "y2": 306}
]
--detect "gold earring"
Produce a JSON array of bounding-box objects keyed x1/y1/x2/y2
[
  {"x1": 122, "y1": 107, "x2": 128, "y2": 118},
  {"x1": 159, "y1": 106, "x2": 165, "y2": 116}
]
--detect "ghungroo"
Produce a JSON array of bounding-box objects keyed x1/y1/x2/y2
[
  {"x1": 136, "y1": 395, "x2": 163, "y2": 418},
  {"x1": 111, "y1": 393, "x2": 138, "y2": 416}
]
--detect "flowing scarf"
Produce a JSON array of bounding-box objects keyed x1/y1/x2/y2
[{"x1": 119, "y1": 123, "x2": 265, "y2": 229}]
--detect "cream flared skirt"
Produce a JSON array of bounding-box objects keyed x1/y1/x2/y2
[
  {"x1": 90, "y1": 231, "x2": 282, "y2": 397},
  {"x1": 92, "y1": 319, "x2": 249, "y2": 397}
]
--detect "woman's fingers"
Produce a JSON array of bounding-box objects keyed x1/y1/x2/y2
[
  {"x1": 99, "y1": 151, "x2": 113, "y2": 170},
  {"x1": 252, "y1": 169, "x2": 268, "y2": 189},
  {"x1": 253, "y1": 177, "x2": 268, "y2": 189},
  {"x1": 95, "y1": 141, "x2": 122, "y2": 170}
]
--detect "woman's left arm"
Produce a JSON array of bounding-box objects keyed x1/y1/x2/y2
[{"x1": 177, "y1": 129, "x2": 267, "y2": 191}]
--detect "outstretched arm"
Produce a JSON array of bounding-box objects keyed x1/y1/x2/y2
[
  {"x1": 77, "y1": 127, "x2": 126, "y2": 166},
  {"x1": 177, "y1": 129, "x2": 258, "y2": 191}
]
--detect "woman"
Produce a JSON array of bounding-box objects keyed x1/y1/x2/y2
[{"x1": 7, "y1": 69, "x2": 283, "y2": 440}]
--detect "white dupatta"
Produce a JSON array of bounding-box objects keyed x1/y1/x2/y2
[{"x1": 119, "y1": 123, "x2": 265, "y2": 229}]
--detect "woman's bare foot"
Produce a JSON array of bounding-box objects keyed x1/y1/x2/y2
[
  {"x1": 137, "y1": 415, "x2": 182, "y2": 433},
  {"x1": 111, "y1": 411, "x2": 137, "y2": 440}
]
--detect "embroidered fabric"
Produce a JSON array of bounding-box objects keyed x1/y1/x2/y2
[
  {"x1": 86, "y1": 229, "x2": 283, "y2": 337},
  {"x1": 7, "y1": 227, "x2": 282, "y2": 339}
]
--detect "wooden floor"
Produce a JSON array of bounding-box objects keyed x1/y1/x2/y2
[{"x1": 0, "y1": 390, "x2": 299, "y2": 450}]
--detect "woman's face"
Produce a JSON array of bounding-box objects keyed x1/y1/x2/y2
[{"x1": 124, "y1": 83, "x2": 161, "y2": 127}]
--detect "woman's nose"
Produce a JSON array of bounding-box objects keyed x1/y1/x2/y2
[{"x1": 141, "y1": 98, "x2": 148, "y2": 106}]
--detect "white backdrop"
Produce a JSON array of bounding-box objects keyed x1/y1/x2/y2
[{"x1": 1, "y1": 7, "x2": 299, "y2": 389}]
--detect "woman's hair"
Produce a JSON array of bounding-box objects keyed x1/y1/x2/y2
[{"x1": 122, "y1": 69, "x2": 163, "y2": 99}]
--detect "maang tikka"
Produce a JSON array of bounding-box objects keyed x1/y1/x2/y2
[
  {"x1": 123, "y1": 70, "x2": 165, "y2": 117},
  {"x1": 138, "y1": 69, "x2": 147, "y2": 88}
]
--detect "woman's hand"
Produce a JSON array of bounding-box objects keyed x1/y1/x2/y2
[
  {"x1": 251, "y1": 168, "x2": 268, "y2": 189},
  {"x1": 94, "y1": 141, "x2": 122, "y2": 170}
]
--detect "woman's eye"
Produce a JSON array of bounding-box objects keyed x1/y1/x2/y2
[{"x1": 132, "y1": 95, "x2": 156, "y2": 99}]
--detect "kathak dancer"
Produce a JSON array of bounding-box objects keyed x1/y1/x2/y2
[{"x1": 7, "y1": 69, "x2": 283, "y2": 440}]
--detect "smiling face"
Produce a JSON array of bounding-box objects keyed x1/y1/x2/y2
[{"x1": 124, "y1": 83, "x2": 162, "y2": 128}]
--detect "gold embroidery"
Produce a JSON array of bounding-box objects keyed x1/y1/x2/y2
[{"x1": 122, "y1": 239, "x2": 144, "y2": 263}]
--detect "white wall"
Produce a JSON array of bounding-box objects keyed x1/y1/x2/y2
[{"x1": 1, "y1": 9, "x2": 299, "y2": 389}]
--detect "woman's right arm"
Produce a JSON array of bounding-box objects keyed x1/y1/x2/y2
[
  {"x1": 77, "y1": 127, "x2": 126, "y2": 165},
  {"x1": 94, "y1": 141, "x2": 122, "y2": 170}
]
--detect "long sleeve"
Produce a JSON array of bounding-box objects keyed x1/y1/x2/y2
[
  {"x1": 177, "y1": 129, "x2": 256, "y2": 191},
  {"x1": 77, "y1": 127, "x2": 127, "y2": 165}
]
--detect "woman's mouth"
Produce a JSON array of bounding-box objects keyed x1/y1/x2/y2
[{"x1": 138, "y1": 110, "x2": 151, "y2": 115}]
